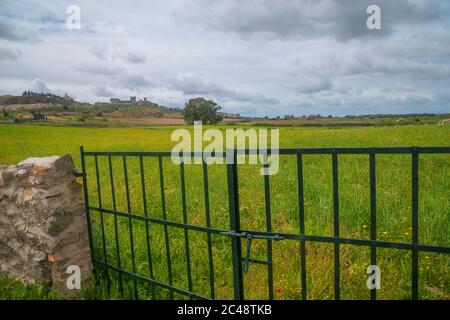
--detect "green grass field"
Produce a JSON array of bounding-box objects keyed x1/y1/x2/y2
[{"x1": 0, "y1": 124, "x2": 449, "y2": 300}]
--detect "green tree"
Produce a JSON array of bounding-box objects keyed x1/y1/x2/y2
[{"x1": 183, "y1": 97, "x2": 223, "y2": 125}]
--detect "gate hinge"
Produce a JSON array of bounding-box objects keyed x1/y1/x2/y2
[{"x1": 73, "y1": 170, "x2": 85, "y2": 178}]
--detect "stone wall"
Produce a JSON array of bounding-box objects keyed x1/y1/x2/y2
[{"x1": 0, "y1": 155, "x2": 92, "y2": 297}]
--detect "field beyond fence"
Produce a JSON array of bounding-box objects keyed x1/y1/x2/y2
[{"x1": 0, "y1": 124, "x2": 448, "y2": 299}]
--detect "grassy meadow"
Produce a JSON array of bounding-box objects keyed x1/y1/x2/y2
[{"x1": 0, "y1": 124, "x2": 449, "y2": 300}]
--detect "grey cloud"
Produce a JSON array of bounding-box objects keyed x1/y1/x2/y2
[
  {"x1": 126, "y1": 52, "x2": 146, "y2": 64},
  {"x1": 178, "y1": 0, "x2": 446, "y2": 41},
  {"x1": 77, "y1": 64, "x2": 125, "y2": 76},
  {"x1": 90, "y1": 46, "x2": 109, "y2": 61},
  {"x1": 120, "y1": 75, "x2": 153, "y2": 89},
  {"x1": 296, "y1": 77, "x2": 333, "y2": 94},
  {"x1": 93, "y1": 85, "x2": 115, "y2": 97},
  {"x1": 0, "y1": 48, "x2": 21, "y2": 60},
  {"x1": 91, "y1": 46, "x2": 147, "y2": 64},
  {"x1": 294, "y1": 39, "x2": 450, "y2": 82},
  {"x1": 168, "y1": 73, "x2": 278, "y2": 104},
  {"x1": 284, "y1": 89, "x2": 450, "y2": 117},
  {"x1": 367, "y1": 57, "x2": 450, "y2": 81},
  {"x1": 168, "y1": 73, "x2": 223, "y2": 95},
  {"x1": 0, "y1": 20, "x2": 35, "y2": 42}
]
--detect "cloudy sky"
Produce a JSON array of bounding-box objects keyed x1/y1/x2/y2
[{"x1": 1, "y1": 0, "x2": 450, "y2": 116}]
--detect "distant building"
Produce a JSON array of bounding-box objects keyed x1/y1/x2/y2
[
  {"x1": 109, "y1": 96, "x2": 155, "y2": 106},
  {"x1": 219, "y1": 112, "x2": 240, "y2": 119},
  {"x1": 63, "y1": 93, "x2": 73, "y2": 101},
  {"x1": 225, "y1": 113, "x2": 240, "y2": 119},
  {"x1": 110, "y1": 96, "x2": 148, "y2": 105}
]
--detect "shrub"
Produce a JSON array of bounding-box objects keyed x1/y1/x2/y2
[{"x1": 183, "y1": 97, "x2": 222, "y2": 125}]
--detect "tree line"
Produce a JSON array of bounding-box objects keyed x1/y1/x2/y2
[{"x1": 22, "y1": 91, "x2": 64, "y2": 100}]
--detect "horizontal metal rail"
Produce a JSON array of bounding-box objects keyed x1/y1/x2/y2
[
  {"x1": 90, "y1": 206, "x2": 450, "y2": 255},
  {"x1": 84, "y1": 146, "x2": 450, "y2": 157},
  {"x1": 90, "y1": 206, "x2": 226, "y2": 235},
  {"x1": 94, "y1": 259, "x2": 210, "y2": 300}
]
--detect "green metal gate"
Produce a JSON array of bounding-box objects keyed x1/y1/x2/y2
[{"x1": 79, "y1": 146, "x2": 450, "y2": 300}]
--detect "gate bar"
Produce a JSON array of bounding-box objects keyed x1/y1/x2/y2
[
  {"x1": 94, "y1": 155, "x2": 110, "y2": 291},
  {"x1": 202, "y1": 160, "x2": 216, "y2": 299},
  {"x1": 227, "y1": 149, "x2": 244, "y2": 300},
  {"x1": 139, "y1": 156, "x2": 156, "y2": 299},
  {"x1": 297, "y1": 152, "x2": 307, "y2": 300},
  {"x1": 84, "y1": 146, "x2": 450, "y2": 157},
  {"x1": 411, "y1": 149, "x2": 419, "y2": 300},
  {"x1": 263, "y1": 156, "x2": 274, "y2": 300},
  {"x1": 332, "y1": 151, "x2": 340, "y2": 300},
  {"x1": 107, "y1": 155, "x2": 124, "y2": 296},
  {"x1": 159, "y1": 156, "x2": 174, "y2": 299},
  {"x1": 123, "y1": 156, "x2": 138, "y2": 299},
  {"x1": 180, "y1": 161, "x2": 193, "y2": 296},
  {"x1": 369, "y1": 152, "x2": 377, "y2": 300},
  {"x1": 79, "y1": 146, "x2": 95, "y2": 267}
]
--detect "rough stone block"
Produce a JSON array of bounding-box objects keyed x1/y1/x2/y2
[{"x1": 0, "y1": 155, "x2": 92, "y2": 297}]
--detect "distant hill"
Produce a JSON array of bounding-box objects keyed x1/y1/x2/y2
[
  {"x1": 0, "y1": 94, "x2": 69, "y2": 105},
  {"x1": 0, "y1": 93, "x2": 186, "y2": 126}
]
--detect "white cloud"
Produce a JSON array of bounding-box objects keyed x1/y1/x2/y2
[{"x1": 32, "y1": 78, "x2": 50, "y2": 92}]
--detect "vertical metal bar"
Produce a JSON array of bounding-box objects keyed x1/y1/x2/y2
[
  {"x1": 202, "y1": 160, "x2": 215, "y2": 299},
  {"x1": 180, "y1": 161, "x2": 193, "y2": 296},
  {"x1": 369, "y1": 153, "x2": 377, "y2": 301},
  {"x1": 297, "y1": 152, "x2": 307, "y2": 300},
  {"x1": 243, "y1": 237, "x2": 253, "y2": 273},
  {"x1": 227, "y1": 149, "x2": 244, "y2": 300},
  {"x1": 263, "y1": 155, "x2": 274, "y2": 300},
  {"x1": 159, "y1": 156, "x2": 173, "y2": 299},
  {"x1": 108, "y1": 155, "x2": 124, "y2": 296},
  {"x1": 139, "y1": 156, "x2": 155, "y2": 299},
  {"x1": 80, "y1": 146, "x2": 95, "y2": 268},
  {"x1": 332, "y1": 151, "x2": 340, "y2": 300},
  {"x1": 123, "y1": 156, "x2": 138, "y2": 299},
  {"x1": 411, "y1": 149, "x2": 419, "y2": 300},
  {"x1": 94, "y1": 155, "x2": 110, "y2": 292}
]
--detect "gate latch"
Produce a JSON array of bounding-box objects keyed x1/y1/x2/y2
[
  {"x1": 220, "y1": 231, "x2": 284, "y2": 272},
  {"x1": 72, "y1": 170, "x2": 85, "y2": 178}
]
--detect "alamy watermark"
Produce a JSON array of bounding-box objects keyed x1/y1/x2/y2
[
  {"x1": 366, "y1": 265, "x2": 381, "y2": 290},
  {"x1": 66, "y1": 5, "x2": 81, "y2": 30},
  {"x1": 171, "y1": 121, "x2": 280, "y2": 175},
  {"x1": 367, "y1": 4, "x2": 381, "y2": 30},
  {"x1": 66, "y1": 265, "x2": 81, "y2": 290}
]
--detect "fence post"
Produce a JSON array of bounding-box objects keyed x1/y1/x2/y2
[
  {"x1": 227, "y1": 149, "x2": 244, "y2": 299},
  {"x1": 80, "y1": 146, "x2": 95, "y2": 268},
  {"x1": 0, "y1": 154, "x2": 93, "y2": 297}
]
